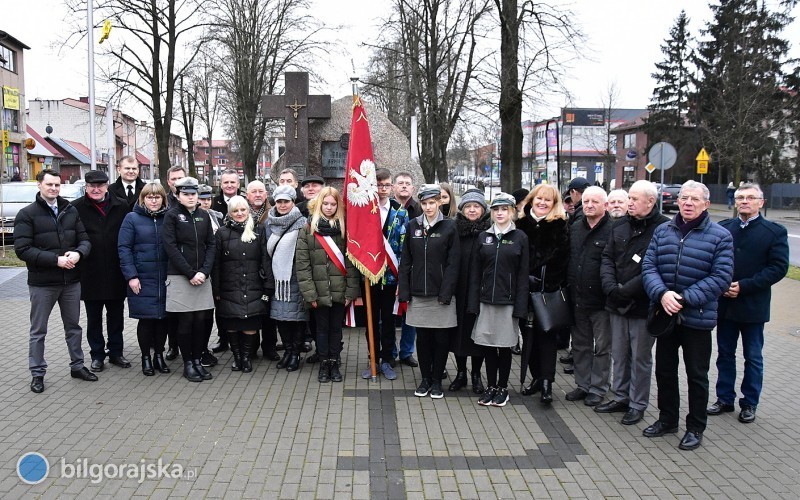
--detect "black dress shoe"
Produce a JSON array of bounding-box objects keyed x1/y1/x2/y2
[
  {"x1": 183, "y1": 360, "x2": 203, "y2": 382},
  {"x1": 400, "y1": 356, "x2": 418, "y2": 367},
  {"x1": 471, "y1": 371, "x2": 485, "y2": 394},
  {"x1": 90, "y1": 359, "x2": 104, "y2": 372},
  {"x1": 707, "y1": 400, "x2": 735, "y2": 415},
  {"x1": 738, "y1": 405, "x2": 757, "y2": 423},
  {"x1": 643, "y1": 420, "x2": 679, "y2": 438},
  {"x1": 306, "y1": 352, "x2": 320, "y2": 364},
  {"x1": 621, "y1": 408, "x2": 644, "y2": 425},
  {"x1": 165, "y1": 347, "x2": 179, "y2": 361},
  {"x1": 584, "y1": 393, "x2": 603, "y2": 407},
  {"x1": 595, "y1": 400, "x2": 628, "y2": 413},
  {"x1": 678, "y1": 430, "x2": 703, "y2": 450},
  {"x1": 71, "y1": 367, "x2": 99, "y2": 381},
  {"x1": 277, "y1": 351, "x2": 290, "y2": 369},
  {"x1": 559, "y1": 352, "x2": 573, "y2": 364},
  {"x1": 565, "y1": 388, "x2": 588, "y2": 401},
  {"x1": 142, "y1": 355, "x2": 155, "y2": 376},
  {"x1": 109, "y1": 355, "x2": 132, "y2": 368},
  {"x1": 193, "y1": 360, "x2": 213, "y2": 380},
  {"x1": 286, "y1": 353, "x2": 301, "y2": 372},
  {"x1": 30, "y1": 376, "x2": 44, "y2": 393},
  {"x1": 301, "y1": 341, "x2": 313, "y2": 353},
  {"x1": 153, "y1": 353, "x2": 171, "y2": 373},
  {"x1": 264, "y1": 350, "x2": 281, "y2": 361},
  {"x1": 540, "y1": 379, "x2": 553, "y2": 404},
  {"x1": 448, "y1": 371, "x2": 468, "y2": 391},
  {"x1": 522, "y1": 379, "x2": 542, "y2": 396}
]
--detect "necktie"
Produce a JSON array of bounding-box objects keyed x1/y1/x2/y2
[
  {"x1": 127, "y1": 185, "x2": 134, "y2": 202},
  {"x1": 52, "y1": 205, "x2": 58, "y2": 217}
]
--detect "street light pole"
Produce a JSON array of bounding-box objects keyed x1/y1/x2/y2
[{"x1": 87, "y1": 0, "x2": 97, "y2": 171}]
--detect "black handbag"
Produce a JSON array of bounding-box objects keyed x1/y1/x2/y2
[{"x1": 529, "y1": 266, "x2": 573, "y2": 333}]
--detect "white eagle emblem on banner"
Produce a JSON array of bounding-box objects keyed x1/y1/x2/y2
[{"x1": 347, "y1": 159, "x2": 378, "y2": 213}]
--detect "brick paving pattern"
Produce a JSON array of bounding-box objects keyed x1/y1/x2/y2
[{"x1": 0, "y1": 267, "x2": 799, "y2": 498}]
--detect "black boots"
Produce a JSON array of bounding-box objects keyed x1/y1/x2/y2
[
  {"x1": 286, "y1": 351, "x2": 300, "y2": 372},
  {"x1": 229, "y1": 332, "x2": 241, "y2": 371},
  {"x1": 153, "y1": 353, "x2": 170, "y2": 373},
  {"x1": 448, "y1": 371, "x2": 468, "y2": 391},
  {"x1": 277, "y1": 350, "x2": 291, "y2": 369},
  {"x1": 142, "y1": 355, "x2": 155, "y2": 376},
  {"x1": 318, "y1": 360, "x2": 331, "y2": 383},
  {"x1": 540, "y1": 379, "x2": 553, "y2": 404},
  {"x1": 329, "y1": 357, "x2": 343, "y2": 382},
  {"x1": 240, "y1": 334, "x2": 254, "y2": 373},
  {"x1": 471, "y1": 371, "x2": 485, "y2": 394},
  {"x1": 183, "y1": 360, "x2": 203, "y2": 382},
  {"x1": 522, "y1": 379, "x2": 542, "y2": 396},
  {"x1": 193, "y1": 359, "x2": 213, "y2": 380}
]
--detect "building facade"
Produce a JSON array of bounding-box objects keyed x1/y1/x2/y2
[{"x1": 1, "y1": 31, "x2": 29, "y2": 181}]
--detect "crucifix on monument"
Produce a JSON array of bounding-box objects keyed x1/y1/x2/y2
[{"x1": 262, "y1": 72, "x2": 331, "y2": 176}]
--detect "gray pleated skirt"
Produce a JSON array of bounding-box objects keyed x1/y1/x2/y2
[
  {"x1": 472, "y1": 304, "x2": 518, "y2": 348},
  {"x1": 406, "y1": 296, "x2": 457, "y2": 328},
  {"x1": 165, "y1": 275, "x2": 214, "y2": 312}
]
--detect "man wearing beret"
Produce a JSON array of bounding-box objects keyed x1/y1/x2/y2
[{"x1": 72, "y1": 169, "x2": 132, "y2": 372}]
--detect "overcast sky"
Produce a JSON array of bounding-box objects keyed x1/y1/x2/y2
[{"x1": 4, "y1": 0, "x2": 800, "y2": 130}]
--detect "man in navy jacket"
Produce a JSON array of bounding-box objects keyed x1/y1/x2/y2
[
  {"x1": 642, "y1": 180, "x2": 734, "y2": 451},
  {"x1": 707, "y1": 183, "x2": 789, "y2": 424}
]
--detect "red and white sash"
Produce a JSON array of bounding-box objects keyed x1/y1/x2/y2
[
  {"x1": 383, "y1": 236, "x2": 407, "y2": 316},
  {"x1": 315, "y1": 233, "x2": 357, "y2": 327}
]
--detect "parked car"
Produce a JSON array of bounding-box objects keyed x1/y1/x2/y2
[
  {"x1": 661, "y1": 184, "x2": 682, "y2": 213},
  {"x1": 0, "y1": 181, "x2": 85, "y2": 238}
]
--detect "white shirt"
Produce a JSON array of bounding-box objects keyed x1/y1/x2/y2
[{"x1": 379, "y1": 198, "x2": 390, "y2": 228}]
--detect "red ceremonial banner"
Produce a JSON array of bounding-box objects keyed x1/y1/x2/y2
[{"x1": 344, "y1": 97, "x2": 386, "y2": 284}]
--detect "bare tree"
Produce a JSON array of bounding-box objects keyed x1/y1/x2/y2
[
  {"x1": 65, "y1": 0, "x2": 209, "y2": 183},
  {"x1": 575, "y1": 82, "x2": 620, "y2": 176},
  {"x1": 177, "y1": 74, "x2": 198, "y2": 177},
  {"x1": 210, "y1": 0, "x2": 325, "y2": 182},
  {"x1": 193, "y1": 48, "x2": 223, "y2": 183}
]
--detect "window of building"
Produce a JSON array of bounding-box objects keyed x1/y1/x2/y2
[
  {"x1": 205, "y1": 148, "x2": 210, "y2": 154},
  {"x1": 2, "y1": 108, "x2": 19, "y2": 132},
  {"x1": 623, "y1": 133, "x2": 636, "y2": 149},
  {"x1": 218, "y1": 158, "x2": 227, "y2": 165},
  {"x1": 0, "y1": 45, "x2": 16, "y2": 73},
  {"x1": 218, "y1": 148, "x2": 225, "y2": 154}
]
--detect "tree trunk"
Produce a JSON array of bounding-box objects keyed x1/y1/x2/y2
[{"x1": 498, "y1": 0, "x2": 522, "y2": 193}]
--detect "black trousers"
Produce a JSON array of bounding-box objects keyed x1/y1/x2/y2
[
  {"x1": 277, "y1": 320, "x2": 306, "y2": 353},
  {"x1": 175, "y1": 310, "x2": 212, "y2": 361},
  {"x1": 84, "y1": 299, "x2": 125, "y2": 360},
  {"x1": 367, "y1": 283, "x2": 398, "y2": 363},
  {"x1": 260, "y1": 315, "x2": 278, "y2": 352},
  {"x1": 655, "y1": 324, "x2": 712, "y2": 432},
  {"x1": 455, "y1": 355, "x2": 485, "y2": 374},
  {"x1": 314, "y1": 303, "x2": 345, "y2": 358},
  {"x1": 523, "y1": 320, "x2": 558, "y2": 383},
  {"x1": 482, "y1": 346, "x2": 512, "y2": 388},
  {"x1": 416, "y1": 327, "x2": 449, "y2": 382},
  {"x1": 137, "y1": 318, "x2": 169, "y2": 355},
  {"x1": 202, "y1": 308, "x2": 215, "y2": 352},
  {"x1": 167, "y1": 314, "x2": 178, "y2": 350}
]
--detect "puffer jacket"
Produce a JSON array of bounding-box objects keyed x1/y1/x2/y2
[
  {"x1": 72, "y1": 193, "x2": 130, "y2": 301},
  {"x1": 162, "y1": 203, "x2": 216, "y2": 278},
  {"x1": 212, "y1": 223, "x2": 274, "y2": 319},
  {"x1": 118, "y1": 204, "x2": 169, "y2": 319},
  {"x1": 14, "y1": 193, "x2": 91, "y2": 287},
  {"x1": 468, "y1": 223, "x2": 529, "y2": 319},
  {"x1": 295, "y1": 222, "x2": 361, "y2": 307},
  {"x1": 600, "y1": 208, "x2": 670, "y2": 318},
  {"x1": 265, "y1": 207, "x2": 308, "y2": 322},
  {"x1": 398, "y1": 213, "x2": 460, "y2": 304},
  {"x1": 515, "y1": 206, "x2": 569, "y2": 293},
  {"x1": 567, "y1": 212, "x2": 612, "y2": 310},
  {"x1": 642, "y1": 213, "x2": 734, "y2": 330}
]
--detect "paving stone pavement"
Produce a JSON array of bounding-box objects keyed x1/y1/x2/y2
[{"x1": 1, "y1": 267, "x2": 799, "y2": 499}]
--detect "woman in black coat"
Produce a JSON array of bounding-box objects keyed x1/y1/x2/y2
[
  {"x1": 117, "y1": 183, "x2": 171, "y2": 375},
  {"x1": 213, "y1": 196, "x2": 274, "y2": 373},
  {"x1": 449, "y1": 189, "x2": 490, "y2": 394},
  {"x1": 516, "y1": 183, "x2": 570, "y2": 404},
  {"x1": 163, "y1": 177, "x2": 217, "y2": 382}
]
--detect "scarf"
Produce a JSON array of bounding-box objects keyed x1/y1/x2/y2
[
  {"x1": 455, "y1": 212, "x2": 490, "y2": 238},
  {"x1": 674, "y1": 210, "x2": 707, "y2": 237},
  {"x1": 249, "y1": 203, "x2": 268, "y2": 224},
  {"x1": 316, "y1": 217, "x2": 341, "y2": 237},
  {"x1": 90, "y1": 194, "x2": 111, "y2": 216},
  {"x1": 223, "y1": 214, "x2": 247, "y2": 231},
  {"x1": 143, "y1": 205, "x2": 167, "y2": 219},
  {"x1": 266, "y1": 206, "x2": 305, "y2": 302}
]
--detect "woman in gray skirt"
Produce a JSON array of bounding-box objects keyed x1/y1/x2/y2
[
  {"x1": 163, "y1": 177, "x2": 216, "y2": 382},
  {"x1": 398, "y1": 184, "x2": 460, "y2": 399},
  {"x1": 468, "y1": 193, "x2": 529, "y2": 407}
]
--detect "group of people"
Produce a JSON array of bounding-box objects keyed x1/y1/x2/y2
[{"x1": 15, "y1": 159, "x2": 788, "y2": 452}]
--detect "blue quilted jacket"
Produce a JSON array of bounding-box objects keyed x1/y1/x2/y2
[{"x1": 642, "y1": 213, "x2": 734, "y2": 330}]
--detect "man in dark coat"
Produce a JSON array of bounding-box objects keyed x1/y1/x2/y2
[
  {"x1": 565, "y1": 186, "x2": 612, "y2": 407},
  {"x1": 14, "y1": 169, "x2": 96, "y2": 393},
  {"x1": 566, "y1": 177, "x2": 591, "y2": 225},
  {"x1": 642, "y1": 180, "x2": 734, "y2": 451},
  {"x1": 596, "y1": 180, "x2": 669, "y2": 425},
  {"x1": 72, "y1": 170, "x2": 132, "y2": 371},
  {"x1": 392, "y1": 171, "x2": 420, "y2": 366},
  {"x1": 211, "y1": 168, "x2": 242, "y2": 216},
  {"x1": 708, "y1": 183, "x2": 789, "y2": 424},
  {"x1": 108, "y1": 155, "x2": 145, "y2": 209}
]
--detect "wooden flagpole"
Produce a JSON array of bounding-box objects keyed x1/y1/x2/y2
[{"x1": 364, "y1": 281, "x2": 378, "y2": 381}]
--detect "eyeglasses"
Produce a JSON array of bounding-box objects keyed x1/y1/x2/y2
[
  {"x1": 145, "y1": 195, "x2": 162, "y2": 200},
  {"x1": 735, "y1": 195, "x2": 762, "y2": 201},
  {"x1": 377, "y1": 183, "x2": 392, "y2": 189}
]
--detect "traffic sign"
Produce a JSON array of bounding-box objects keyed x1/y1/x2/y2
[
  {"x1": 696, "y1": 148, "x2": 710, "y2": 161},
  {"x1": 697, "y1": 160, "x2": 708, "y2": 174},
  {"x1": 644, "y1": 163, "x2": 656, "y2": 174},
  {"x1": 648, "y1": 142, "x2": 677, "y2": 171}
]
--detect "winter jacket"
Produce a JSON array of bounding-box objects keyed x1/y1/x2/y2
[
  {"x1": 600, "y1": 208, "x2": 670, "y2": 318},
  {"x1": 212, "y1": 224, "x2": 275, "y2": 319},
  {"x1": 378, "y1": 199, "x2": 409, "y2": 286},
  {"x1": 515, "y1": 206, "x2": 570, "y2": 293},
  {"x1": 72, "y1": 193, "x2": 131, "y2": 301},
  {"x1": 718, "y1": 215, "x2": 789, "y2": 324},
  {"x1": 642, "y1": 213, "x2": 734, "y2": 330},
  {"x1": 264, "y1": 207, "x2": 308, "y2": 322},
  {"x1": 109, "y1": 177, "x2": 146, "y2": 209},
  {"x1": 162, "y1": 203, "x2": 216, "y2": 278},
  {"x1": 452, "y1": 213, "x2": 490, "y2": 354},
  {"x1": 567, "y1": 213, "x2": 612, "y2": 310},
  {"x1": 295, "y1": 223, "x2": 360, "y2": 307},
  {"x1": 14, "y1": 193, "x2": 91, "y2": 287},
  {"x1": 468, "y1": 223, "x2": 530, "y2": 319},
  {"x1": 118, "y1": 204, "x2": 169, "y2": 319},
  {"x1": 398, "y1": 213, "x2": 460, "y2": 304}
]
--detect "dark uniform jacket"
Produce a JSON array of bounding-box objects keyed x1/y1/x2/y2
[
  {"x1": 14, "y1": 193, "x2": 91, "y2": 287},
  {"x1": 72, "y1": 193, "x2": 131, "y2": 301},
  {"x1": 398, "y1": 214, "x2": 460, "y2": 304},
  {"x1": 468, "y1": 224, "x2": 529, "y2": 319},
  {"x1": 163, "y1": 204, "x2": 216, "y2": 279}
]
